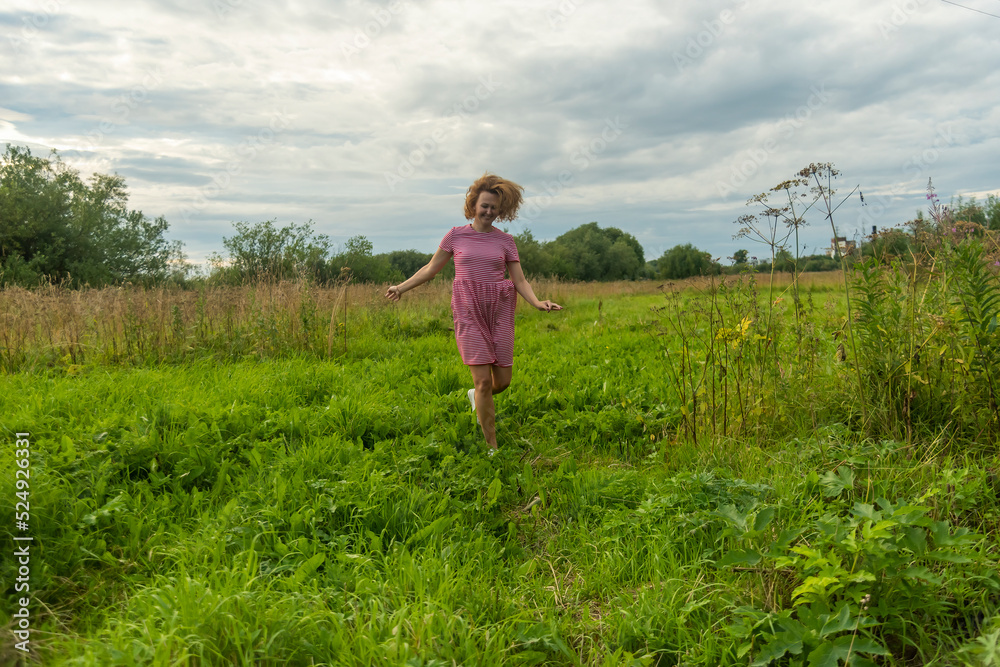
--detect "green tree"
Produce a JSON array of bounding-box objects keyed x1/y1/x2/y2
[
  {"x1": 212, "y1": 219, "x2": 330, "y2": 283},
  {"x1": 0, "y1": 144, "x2": 184, "y2": 286},
  {"x1": 862, "y1": 229, "x2": 912, "y2": 262},
  {"x1": 547, "y1": 222, "x2": 644, "y2": 280},
  {"x1": 947, "y1": 194, "x2": 1000, "y2": 231},
  {"x1": 773, "y1": 248, "x2": 795, "y2": 272},
  {"x1": 509, "y1": 228, "x2": 553, "y2": 278},
  {"x1": 732, "y1": 248, "x2": 749, "y2": 265},
  {"x1": 801, "y1": 254, "x2": 839, "y2": 272},
  {"x1": 657, "y1": 243, "x2": 721, "y2": 279},
  {"x1": 385, "y1": 249, "x2": 431, "y2": 279},
  {"x1": 987, "y1": 194, "x2": 1000, "y2": 230},
  {"x1": 332, "y1": 235, "x2": 395, "y2": 283}
]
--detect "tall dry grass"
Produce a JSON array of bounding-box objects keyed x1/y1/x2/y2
[
  {"x1": 658, "y1": 270, "x2": 846, "y2": 295},
  {"x1": 0, "y1": 277, "x2": 651, "y2": 371},
  {"x1": 0, "y1": 273, "x2": 840, "y2": 372}
]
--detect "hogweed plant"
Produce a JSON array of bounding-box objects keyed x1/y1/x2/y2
[
  {"x1": 736, "y1": 176, "x2": 817, "y2": 363},
  {"x1": 657, "y1": 267, "x2": 805, "y2": 445},
  {"x1": 798, "y1": 163, "x2": 869, "y2": 429},
  {"x1": 734, "y1": 203, "x2": 793, "y2": 372},
  {"x1": 660, "y1": 162, "x2": 1000, "y2": 452},
  {"x1": 659, "y1": 164, "x2": 870, "y2": 449}
]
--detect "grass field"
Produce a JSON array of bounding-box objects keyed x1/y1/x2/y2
[{"x1": 2, "y1": 272, "x2": 999, "y2": 666}]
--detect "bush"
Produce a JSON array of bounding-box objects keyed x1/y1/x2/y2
[{"x1": 657, "y1": 244, "x2": 721, "y2": 279}]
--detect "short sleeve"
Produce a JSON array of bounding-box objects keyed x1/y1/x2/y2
[
  {"x1": 439, "y1": 227, "x2": 456, "y2": 253},
  {"x1": 505, "y1": 234, "x2": 519, "y2": 263}
]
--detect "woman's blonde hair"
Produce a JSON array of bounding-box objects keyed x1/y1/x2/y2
[{"x1": 463, "y1": 173, "x2": 524, "y2": 222}]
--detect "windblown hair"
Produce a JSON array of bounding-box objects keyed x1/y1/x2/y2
[{"x1": 463, "y1": 173, "x2": 524, "y2": 222}]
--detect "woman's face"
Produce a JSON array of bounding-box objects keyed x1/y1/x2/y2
[{"x1": 475, "y1": 191, "x2": 499, "y2": 227}]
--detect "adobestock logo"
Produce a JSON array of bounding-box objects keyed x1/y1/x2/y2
[
  {"x1": 570, "y1": 116, "x2": 627, "y2": 171},
  {"x1": 717, "y1": 84, "x2": 830, "y2": 200},
  {"x1": 6, "y1": 0, "x2": 67, "y2": 59},
  {"x1": 178, "y1": 109, "x2": 293, "y2": 224},
  {"x1": 520, "y1": 116, "x2": 627, "y2": 223},
  {"x1": 341, "y1": 0, "x2": 409, "y2": 61},
  {"x1": 546, "y1": 0, "x2": 587, "y2": 29},
  {"x1": 213, "y1": 0, "x2": 245, "y2": 20},
  {"x1": 856, "y1": 123, "x2": 956, "y2": 229},
  {"x1": 383, "y1": 74, "x2": 502, "y2": 192},
  {"x1": 877, "y1": 0, "x2": 931, "y2": 39},
  {"x1": 80, "y1": 69, "x2": 164, "y2": 152}
]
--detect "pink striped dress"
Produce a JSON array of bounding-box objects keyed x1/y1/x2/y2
[{"x1": 439, "y1": 225, "x2": 520, "y2": 367}]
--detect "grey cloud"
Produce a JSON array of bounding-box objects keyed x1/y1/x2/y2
[{"x1": 2, "y1": 0, "x2": 998, "y2": 265}]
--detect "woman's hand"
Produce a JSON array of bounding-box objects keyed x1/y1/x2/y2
[
  {"x1": 386, "y1": 249, "x2": 453, "y2": 303},
  {"x1": 535, "y1": 300, "x2": 562, "y2": 312}
]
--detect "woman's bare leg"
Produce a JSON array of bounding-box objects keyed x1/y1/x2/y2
[
  {"x1": 469, "y1": 364, "x2": 513, "y2": 449},
  {"x1": 491, "y1": 365, "x2": 512, "y2": 395},
  {"x1": 469, "y1": 365, "x2": 496, "y2": 448}
]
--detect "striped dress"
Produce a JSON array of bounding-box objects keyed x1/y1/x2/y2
[{"x1": 439, "y1": 224, "x2": 520, "y2": 367}]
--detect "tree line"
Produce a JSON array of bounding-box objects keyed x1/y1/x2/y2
[
  {"x1": 5, "y1": 146, "x2": 997, "y2": 288},
  {"x1": 0, "y1": 145, "x2": 184, "y2": 287}
]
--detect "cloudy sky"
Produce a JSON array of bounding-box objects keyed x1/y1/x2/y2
[{"x1": 2, "y1": 0, "x2": 999, "y2": 266}]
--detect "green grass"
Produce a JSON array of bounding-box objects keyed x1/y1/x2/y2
[{"x1": 1, "y1": 286, "x2": 999, "y2": 666}]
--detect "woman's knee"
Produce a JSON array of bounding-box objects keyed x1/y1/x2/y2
[{"x1": 492, "y1": 367, "x2": 513, "y2": 393}]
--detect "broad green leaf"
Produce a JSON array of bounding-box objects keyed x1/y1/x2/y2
[
  {"x1": 845, "y1": 638, "x2": 891, "y2": 656},
  {"x1": 902, "y1": 526, "x2": 928, "y2": 555},
  {"x1": 928, "y1": 551, "x2": 972, "y2": 564},
  {"x1": 821, "y1": 467, "x2": 855, "y2": 498},
  {"x1": 771, "y1": 528, "x2": 805, "y2": 553},
  {"x1": 931, "y1": 521, "x2": 983, "y2": 548},
  {"x1": 844, "y1": 571, "x2": 876, "y2": 585},
  {"x1": 861, "y1": 519, "x2": 898, "y2": 540},
  {"x1": 818, "y1": 604, "x2": 853, "y2": 636},
  {"x1": 807, "y1": 637, "x2": 850, "y2": 667},
  {"x1": 292, "y1": 552, "x2": 325, "y2": 584},
  {"x1": 851, "y1": 503, "x2": 878, "y2": 521},
  {"x1": 516, "y1": 559, "x2": 537, "y2": 577},
  {"x1": 737, "y1": 642, "x2": 753, "y2": 659},
  {"x1": 809, "y1": 635, "x2": 888, "y2": 667},
  {"x1": 713, "y1": 504, "x2": 749, "y2": 531},
  {"x1": 751, "y1": 636, "x2": 803, "y2": 667},
  {"x1": 792, "y1": 576, "x2": 842, "y2": 603},
  {"x1": 900, "y1": 565, "x2": 943, "y2": 585},
  {"x1": 754, "y1": 507, "x2": 776, "y2": 532},
  {"x1": 890, "y1": 505, "x2": 930, "y2": 520},
  {"x1": 718, "y1": 549, "x2": 763, "y2": 568}
]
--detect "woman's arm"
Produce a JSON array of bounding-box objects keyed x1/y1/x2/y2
[
  {"x1": 507, "y1": 261, "x2": 562, "y2": 311},
  {"x1": 385, "y1": 247, "x2": 453, "y2": 301}
]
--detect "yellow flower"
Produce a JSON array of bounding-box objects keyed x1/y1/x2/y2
[{"x1": 715, "y1": 316, "x2": 753, "y2": 349}]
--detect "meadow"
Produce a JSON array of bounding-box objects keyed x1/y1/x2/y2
[{"x1": 1, "y1": 265, "x2": 999, "y2": 666}]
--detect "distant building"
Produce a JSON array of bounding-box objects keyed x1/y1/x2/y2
[{"x1": 827, "y1": 237, "x2": 856, "y2": 258}]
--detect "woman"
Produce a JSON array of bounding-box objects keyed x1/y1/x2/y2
[{"x1": 385, "y1": 173, "x2": 562, "y2": 452}]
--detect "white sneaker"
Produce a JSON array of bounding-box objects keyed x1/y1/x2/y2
[{"x1": 468, "y1": 388, "x2": 476, "y2": 411}]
